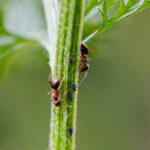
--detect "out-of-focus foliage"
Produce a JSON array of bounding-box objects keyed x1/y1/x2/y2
[
  {"x1": 0, "y1": 0, "x2": 49, "y2": 78},
  {"x1": 0, "y1": 0, "x2": 47, "y2": 39},
  {"x1": 0, "y1": 0, "x2": 48, "y2": 60},
  {"x1": 84, "y1": 0, "x2": 150, "y2": 41}
]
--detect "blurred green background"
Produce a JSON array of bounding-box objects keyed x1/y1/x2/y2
[{"x1": 0, "y1": 9, "x2": 150, "y2": 150}]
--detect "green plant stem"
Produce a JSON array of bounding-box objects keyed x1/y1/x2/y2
[{"x1": 49, "y1": 0, "x2": 85, "y2": 150}]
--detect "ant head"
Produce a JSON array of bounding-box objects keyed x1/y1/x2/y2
[
  {"x1": 81, "y1": 43, "x2": 90, "y2": 55},
  {"x1": 50, "y1": 77, "x2": 60, "y2": 90}
]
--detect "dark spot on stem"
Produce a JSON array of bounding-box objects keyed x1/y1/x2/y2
[
  {"x1": 67, "y1": 127, "x2": 73, "y2": 136},
  {"x1": 68, "y1": 92, "x2": 73, "y2": 101},
  {"x1": 72, "y1": 83, "x2": 77, "y2": 91}
]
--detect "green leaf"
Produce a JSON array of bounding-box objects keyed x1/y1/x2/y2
[
  {"x1": 42, "y1": 0, "x2": 59, "y2": 70},
  {"x1": 83, "y1": 0, "x2": 150, "y2": 42},
  {"x1": 85, "y1": 0, "x2": 102, "y2": 16},
  {"x1": 0, "y1": 35, "x2": 38, "y2": 60},
  {"x1": 0, "y1": 0, "x2": 59, "y2": 64},
  {"x1": 0, "y1": 0, "x2": 50, "y2": 67},
  {"x1": 3, "y1": 0, "x2": 48, "y2": 44}
]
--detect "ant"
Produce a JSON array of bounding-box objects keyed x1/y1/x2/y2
[
  {"x1": 79, "y1": 43, "x2": 90, "y2": 84},
  {"x1": 49, "y1": 77, "x2": 61, "y2": 107},
  {"x1": 80, "y1": 43, "x2": 90, "y2": 72},
  {"x1": 49, "y1": 77, "x2": 74, "y2": 107}
]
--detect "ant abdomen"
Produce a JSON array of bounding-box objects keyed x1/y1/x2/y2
[
  {"x1": 81, "y1": 43, "x2": 90, "y2": 55},
  {"x1": 50, "y1": 77, "x2": 60, "y2": 90}
]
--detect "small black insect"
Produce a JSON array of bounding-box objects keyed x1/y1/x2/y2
[
  {"x1": 67, "y1": 127, "x2": 73, "y2": 136},
  {"x1": 69, "y1": 55, "x2": 74, "y2": 65},
  {"x1": 68, "y1": 92, "x2": 73, "y2": 101},
  {"x1": 72, "y1": 83, "x2": 77, "y2": 91}
]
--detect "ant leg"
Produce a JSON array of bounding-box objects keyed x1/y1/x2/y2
[
  {"x1": 47, "y1": 91, "x2": 52, "y2": 95},
  {"x1": 58, "y1": 76, "x2": 65, "y2": 89},
  {"x1": 79, "y1": 71, "x2": 87, "y2": 85}
]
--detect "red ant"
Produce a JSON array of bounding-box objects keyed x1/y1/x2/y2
[
  {"x1": 49, "y1": 77, "x2": 61, "y2": 106},
  {"x1": 79, "y1": 43, "x2": 90, "y2": 84},
  {"x1": 80, "y1": 43, "x2": 90, "y2": 72},
  {"x1": 49, "y1": 76, "x2": 76, "y2": 109}
]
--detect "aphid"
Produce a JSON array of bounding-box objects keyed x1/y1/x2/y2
[
  {"x1": 72, "y1": 83, "x2": 77, "y2": 91},
  {"x1": 67, "y1": 83, "x2": 76, "y2": 102},
  {"x1": 49, "y1": 77, "x2": 61, "y2": 107},
  {"x1": 69, "y1": 55, "x2": 74, "y2": 65},
  {"x1": 68, "y1": 92, "x2": 73, "y2": 101},
  {"x1": 67, "y1": 127, "x2": 73, "y2": 136}
]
